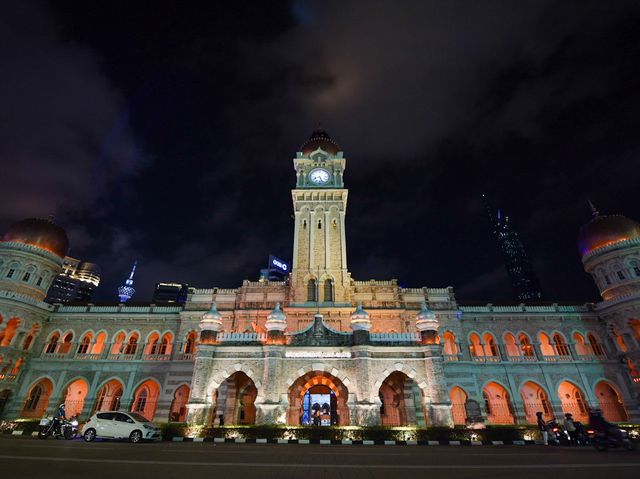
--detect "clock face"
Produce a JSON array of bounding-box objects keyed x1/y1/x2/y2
[{"x1": 309, "y1": 168, "x2": 330, "y2": 185}]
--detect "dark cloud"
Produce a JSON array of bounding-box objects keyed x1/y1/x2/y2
[
  {"x1": 0, "y1": 2, "x2": 144, "y2": 223},
  {"x1": 2, "y1": 1, "x2": 639, "y2": 302}
]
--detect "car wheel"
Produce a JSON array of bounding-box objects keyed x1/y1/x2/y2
[
  {"x1": 84, "y1": 428, "x2": 96, "y2": 442},
  {"x1": 129, "y1": 430, "x2": 142, "y2": 443}
]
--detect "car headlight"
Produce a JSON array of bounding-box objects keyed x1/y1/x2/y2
[{"x1": 142, "y1": 424, "x2": 154, "y2": 430}]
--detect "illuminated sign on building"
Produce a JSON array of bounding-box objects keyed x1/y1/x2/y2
[
  {"x1": 285, "y1": 351, "x2": 352, "y2": 359},
  {"x1": 269, "y1": 255, "x2": 289, "y2": 274}
]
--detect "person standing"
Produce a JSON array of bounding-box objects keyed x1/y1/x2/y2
[
  {"x1": 563, "y1": 413, "x2": 577, "y2": 444},
  {"x1": 536, "y1": 411, "x2": 548, "y2": 445}
]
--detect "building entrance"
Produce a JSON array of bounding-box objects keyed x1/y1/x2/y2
[{"x1": 301, "y1": 385, "x2": 337, "y2": 426}]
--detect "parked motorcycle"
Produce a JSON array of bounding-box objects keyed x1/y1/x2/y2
[
  {"x1": 587, "y1": 427, "x2": 636, "y2": 451},
  {"x1": 38, "y1": 415, "x2": 79, "y2": 440}
]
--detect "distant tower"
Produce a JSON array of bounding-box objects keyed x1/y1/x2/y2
[
  {"x1": 483, "y1": 195, "x2": 543, "y2": 301},
  {"x1": 117, "y1": 260, "x2": 137, "y2": 303}
]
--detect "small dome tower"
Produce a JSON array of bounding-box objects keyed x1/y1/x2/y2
[
  {"x1": 0, "y1": 217, "x2": 69, "y2": 301},
  {"x1": 578, "y1": 204, "x2": 640, "y2": 301}
]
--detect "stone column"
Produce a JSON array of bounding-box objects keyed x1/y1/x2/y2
[
  {"x1": 186, "y1": 346, "x2": 215, "y2": 425},
  {"x1": 423, "y1": 345, "x2": 453, "y2": 427},
  {"x1": 255, "y1": 344, "x2": 286, "y2": 425},
  {"x1": 351, "y1": 345, "x2": 379, "y2": 426}
]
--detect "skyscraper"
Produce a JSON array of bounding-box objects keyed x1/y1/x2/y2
[
  {"x1": 483, "y1": 195, "x2": 543, "y2": 301},
  {"x1": 45, "y1": 256, "x2": 101, "y2": 304},
  {"x1": 152, "y1": 282, "x2": 189, "y2": 304}
]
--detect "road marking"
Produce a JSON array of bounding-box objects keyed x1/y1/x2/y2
[{"x1": 0, "y1": 455, "x2": 638, "y2": 469}]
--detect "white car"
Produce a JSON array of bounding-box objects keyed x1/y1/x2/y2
[{"x1": 82, "y1": 411, "x2": 161, "y2": 443}]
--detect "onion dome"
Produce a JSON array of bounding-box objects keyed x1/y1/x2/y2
[
  {"x1": 265, "y1": 302, "x2": 287, "y2": 332},
  {"x1": 415, "y1": 301, "x2": 438, "y2": 332},
  {"x1": 577, "y1": 205, "x2": 640, "y2": 257},
  {"x1": 2, "y1": 217, "x2": 69, "y2": 257},
  {"x1": 300, "y1": 129, "x2": 340, "y2": 155},
  {"x1": 200, "y1": 302, "x2": 223, "y2": 332},
  {"x1": 350, "y1": 302, "x2": 372, "y2": 331}
]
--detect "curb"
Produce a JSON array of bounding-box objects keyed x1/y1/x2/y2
[
  {"x1": 1, "y1": 431, "x2": 547, "y2": 446},
  {"x1": 167, "y1": 437, "x2": 543, "y2": 446}
]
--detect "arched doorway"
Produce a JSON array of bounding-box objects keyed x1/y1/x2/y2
[
  {"x1": 378, "y1": 371, "x2": 424, "y2": 426},
  {"x1": 287, "y1": 371, "x2": 349, "y2": 426},
  {"x1": 595, "y1": 381, "x2": 627, "y2": 422},
  {"x1": 216, "y1": 372, "x2": 257, "y2": 425},
  {"x1": 520, "y1": 381, "x2": 552, "y2": 423},
  {"x1": 21, "y1": 378, "x2": 53, "y2": 418},
  {"x1": 62, "y1": 378, "x2": 89, "y2": 417},
  {"x1": 169, "y1": 385, "x2": 190, "y2": 422},
  {"x1": 93, "y1": 379, "x2": 124, "y2": 412},
  {"x1": 557, "y1": 381, "x2": 589, "y2": 422},
  {"x1": 131, "y1": 379, "x2": 160, "y2": 421},
  {"x1": 450, "y1": 386, "x2": 468, "y2": 425},
  {"x1": 482, "y1": 382, "x2": 515, "y2": 424}
]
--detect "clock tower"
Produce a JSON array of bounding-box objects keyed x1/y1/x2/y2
[{"x1": 290, "y1": 130, "x2": 351, "y2": 305}]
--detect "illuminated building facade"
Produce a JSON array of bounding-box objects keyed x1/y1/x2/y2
[
  {"x1": 0, "y1": 131, "x2": 638, "y2": 428},
  {"x1": 45, "y1": 256, "x2": 101, "y2": 304}
]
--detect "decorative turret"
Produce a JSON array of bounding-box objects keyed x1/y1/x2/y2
[
  {"x1": 578, "y1": 204, "x2": 640, "y2": 301},
  {"x1": 350, "y1": 302, "x2": 371, "y2": 345},
  {"x1": 415, "y1": 301, "x2": 439, "y2": 344},
  {"x1": 0, "y1": 217, "x2": 68, "y2": 301},
  {"x1": 117, "y1": 260, "x2": 137, "y2": 303},
  {"x1": 265, "y1": 302, "x2": 287, "y2": 343},
  {"x1": 200, "y1": 302, "x2": 223, "y2": 343}
]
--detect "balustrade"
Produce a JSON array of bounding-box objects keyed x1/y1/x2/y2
[{"x1": 38, "y1": 340, "x2": 196, "y2": 361}]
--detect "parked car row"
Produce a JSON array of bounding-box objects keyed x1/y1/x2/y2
[{"x1": 38, "y1": 411, "x2": 161, "y2": 443}]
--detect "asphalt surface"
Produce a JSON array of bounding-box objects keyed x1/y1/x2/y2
[{"x1": 0, "y1": 436, "x2": 639, "y2": 479}]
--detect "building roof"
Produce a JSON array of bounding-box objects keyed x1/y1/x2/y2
[{"x1": 2, "y1": 217, "x2": 69, "y2": 258}]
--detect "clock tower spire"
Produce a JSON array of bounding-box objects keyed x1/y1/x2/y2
[{"x1": 290, "y1": 130, "x2": 351, "y2": 305}]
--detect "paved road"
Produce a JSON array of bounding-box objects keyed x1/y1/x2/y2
[{"x1": 0, "y1": 437, "x2": 639, "y2": 479}]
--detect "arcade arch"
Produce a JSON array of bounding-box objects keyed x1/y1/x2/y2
[
  {"x1": 595, "y1": 381, "x2": 627, "y2": 422},
  {"x1": 94, "y1": 379, "x2": 124, "y2": 412},
  {"x1": 520, "y1": 381, "x2": 552, "y2": 423},
  {"x1": 287, "y1": 370, "x2": 350, "y2": 426},
  {"x1": 62, "y1": 378, "x2": 89, "y2": 417},
  {"x1": 449, "y1": 386, "x2": 468, "y2": 425},
  {"x1": 378, "y1": 371, "x2": 423, "y2": 426},
  {"x1": 215, "y1": 372, "x2": 257, "y2": 425},
  {"x1": 131, "y1": 379, "x2": 160, "y2": 420},
  {"x1": 169, "y1": 385, "x2": 190, "y2": 422},
  {"x1": 21, "y1": 378, "x2": 53, "y2": 417},
  {"x1": 557, "y1": 381, "x2": 588, "y2": 422},
  {"x1": 482, "y1": 382, "x2": 515, "y2": 424}
]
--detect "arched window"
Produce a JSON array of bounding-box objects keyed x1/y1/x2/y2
[
  {"x1": 538, "y1": 333, "x2": 555, "y2": 356},
  {"x1": 45, "y1": 334, "x2": 59, "y2": 354},
  {"x1": 588, "y1": 333, "x2": 605, "y2": 356},
  {"x1": 124, "y1": 335, "x2": 138, "y2": 355},
  {"x1": 24, "y1": 384, "x2": 43, "y2": 411},
  {"x1": 184, "y1": 332, "x2": 197, "y2": 354},
  {"x1": 469, "y1": 333, "x2": 482, "y2": 357},
  {"x1": 443, "y1": 332, "x2": 458, "y2": 355},
  {"x1": 323, "y1": 279, "x2": 333, "y2": 302},
  {"x1": 22, "y1": 334, "x2": 34, "y2": 351},
  {"x1": 58, "y1": 332, "x2": 74, "y2": 354},
  {"x1": 553, "y1": 333, "x2": 570, "y2": 356},
  {"x1": 307, "y1": 279, "x2": 317, "y2": 302},
  {"x1": 134, "y1": 388, "x2": 148, "y2": 412},
  {"x1": 483, "y1": 333, "x2": 498, "y2": 357},
  {"x1": 518, "y1": 334, "x2": 534, "y2": 357},
  {"x1": 77, "y1": 334, "x2": 92, "y2": 354}
]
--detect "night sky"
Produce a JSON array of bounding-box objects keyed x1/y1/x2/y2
[{"x1": 1, "y1": 1, "x2": 639, "y2": 303}]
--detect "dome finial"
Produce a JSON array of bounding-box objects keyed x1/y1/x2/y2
[{"x1": 588, "y1": 200, "x2": 599, "y2": 218}]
